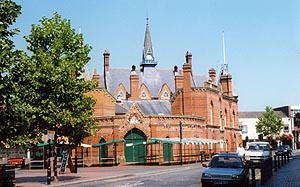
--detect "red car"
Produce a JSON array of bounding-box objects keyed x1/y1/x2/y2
[{"x1": 7, "y1": 158, "x2": 25, "y2": 167}]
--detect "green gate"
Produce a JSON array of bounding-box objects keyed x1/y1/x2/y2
[
  {"x1": 124, "y1": 128, "x2": 146, "y2": 163},
  {"x1": 163, "y1": 143, "x2": 173, "y2": 161}
]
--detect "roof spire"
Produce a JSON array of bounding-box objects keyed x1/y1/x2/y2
[{"x1": 140, "y1": 18, "x2": 157, "y2": 68}]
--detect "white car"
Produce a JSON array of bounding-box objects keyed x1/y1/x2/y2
[{"x1": 244, "y1": 142, "x2": 272, "y2": 163}]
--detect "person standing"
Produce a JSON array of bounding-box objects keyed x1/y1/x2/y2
[{"x1": 236, "y1": 143, "x2": 245, "y2": 157}]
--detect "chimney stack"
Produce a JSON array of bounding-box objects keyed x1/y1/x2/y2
[
  {"x1": 129, "y1": 65, "x2": 139, "y2": 100},
  {"x1": 209, "y1": 68, "x2": 216, "y2": 84},
  {"x1": 103, "y1": 48, "x2": 110, "y2": 73},
  {"x1": 92, "y1": 68, "x2": 100, "y2": 87}
]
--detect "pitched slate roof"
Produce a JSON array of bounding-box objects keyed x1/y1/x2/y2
[
  {"x1": 116, "y1": 100, "x2": 172, "y2": 115},
  {"x1": 101, "y1": 67, "x2": 209, "y2": 98},
  {"x1": 239, "y1": 111, "x2": 287, "y2": 118}
]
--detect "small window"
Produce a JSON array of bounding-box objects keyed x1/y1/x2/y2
[
  {"x1": 141, "y1": 91, "x2": 147, "y2": 98},
  {"x1": 163, "y1": 91, "x2": 168, "y2": 98}
]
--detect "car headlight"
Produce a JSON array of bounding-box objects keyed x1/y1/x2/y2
[
  {"x1": 202, "y1": 173, "x2": 212, "y2": 178},
  {"x1": 232, "y1": 174, "x2": 241, "y2": 179}
]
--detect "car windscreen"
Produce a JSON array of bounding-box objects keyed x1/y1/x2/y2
[
  {"x1": 208, "y1": 156, "x2": 243, "y2": 168},
  {"x1": 247, "y1": 144, "x2": 269, "y2": 151}
]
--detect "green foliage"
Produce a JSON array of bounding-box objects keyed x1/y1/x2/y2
[
  {"x1": 0, "y1": 0, "x2": 23, "y2": 146},
  {"x1": 0, "y1": 4, "x2": 96, "y2": 148},
  {"x1": 11, "y1": 12, "x2": 96, "y2": 147},
  {"x1": 256, "y1": 106, "x2": 284, "y2": 137}
]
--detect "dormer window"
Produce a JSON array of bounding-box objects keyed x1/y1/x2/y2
[
  {"x1": 141, "y1": 91, "x2": 147, "y2": 98},
  {"x1": 163, "y1": 91, "x2": 169, "y2": 98},
  {"x1": 117, "y1": 91, "x2": 124, "y2": 101}
]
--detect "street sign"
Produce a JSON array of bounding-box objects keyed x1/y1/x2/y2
[
  {"x1": 47, "y1": 130, "x2": 55, "y2": 140},
  {"x1": 59, "y1": 150, "x2": 68, "y2": 174},
  {"x1": 294, "y1": 113, "x2": 300, "y2": 127}
]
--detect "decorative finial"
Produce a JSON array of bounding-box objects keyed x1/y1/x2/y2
[{"x1": 146, "y1": 17, "x2": 149, "y2": 25}]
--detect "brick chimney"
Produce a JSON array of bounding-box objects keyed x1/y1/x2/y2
[
  {"x1": 103, "y1": 48, "x2": 110, "y2": 73},
  {"x1": 129, "y1": 65, "x2": 139, "y2": 100},
  {"x1": 103, "y1": 49, "x2": 110, "y2": 89},
  {"x1": 182, "y1": 51, "x2": 193, "y2": 115},
  {"x1": 220, "y1": 74, "x2": 233, "y2": 97},
  {"x1": 174, "y1": 66, "x2": 183, "y2": 90},
  {"x1": 208, "y1": 68, "x2": 216, "y2": 84},
  {"x1": 92, "y1": 68, "x2": 100, "y2": 88}
]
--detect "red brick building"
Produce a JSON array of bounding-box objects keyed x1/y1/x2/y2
[{"x1": 81, "y1": 21, "x2": 240, "y2": 165}]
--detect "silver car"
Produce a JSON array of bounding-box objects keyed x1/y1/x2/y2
[{"x1": 201, "y1": 153, "x2": 249, "y2": 187}]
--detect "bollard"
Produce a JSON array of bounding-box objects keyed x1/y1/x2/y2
[
  {"x1": 260, "y1": 160, "x2": 265, "y2": 186},
  {"x1": 250, "y1": 163, "x2": 256, "y2": 187},
  {"x1": 273, "y1": 155, "x2": 277, "y2": 172},
  {"x1": 277, "y1": 153, "x2": 281, "y2": 169},
  {"x1": 201, "y1": 152, "x2": 205, "y2": 163}
]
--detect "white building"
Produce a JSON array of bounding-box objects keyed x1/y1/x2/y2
[
  {"x1": 239, "y1": 111, "x2": 290, "y2": 141},
  {"x1": 239, "y1": 105, "x2": 300, "y2": 149}
]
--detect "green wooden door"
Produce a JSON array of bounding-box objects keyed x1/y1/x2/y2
[
  {"x1": 124, "y1": 128, "x2": 146, "y2": 163},
  {"x1": 163, "y1": 143, "x2": 173, "y2": 161},
  {"x1": 99, "y1": 139, "x2": 108, "y2": 162}
]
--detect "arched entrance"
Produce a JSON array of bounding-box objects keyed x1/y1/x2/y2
[{"x1": 124, "y1": 128, "x2": 147, "y2": 163}]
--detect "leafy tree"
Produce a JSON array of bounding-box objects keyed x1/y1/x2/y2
[
  {"x1": 256, "y1": 106, "x2": 284, "y2": 137},
  {"x1": 0, "y1": 0, "x2": 25, "y2": 146},
  {"x1": 11, "y1": 12, "x2": 97, "y2": 149},
  {"x1": 11, "y1": 12, "x2": 97, "y2": 178}
]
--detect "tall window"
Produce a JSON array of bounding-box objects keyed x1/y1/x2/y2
[
  {"x1": 219, "y1": 111, "x2": 222, "y2": 129},
  {"x1": 232, "y1": 111, "x2": 236, "y2": 128},
  {"x1": 219, "y1": 98, "x2": 222, "y2": 128},
  {"x1": 210, "y1": 101, "x2": 213, "y2": 125},
  {"x1": 224, "y1": 109, "x2": 227, "y2": 128}
]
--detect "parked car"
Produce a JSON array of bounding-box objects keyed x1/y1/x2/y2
[
  {"x1": 201, "y1": 153, "x2": 250, "y2": 187},
  {"x1": 7, "y1": 157, "x2": 25, "y2": 168},
  {"x1": 276, "y1": 145, "x2": 292, "y2": 155},
  {"x1": 244, "y1": 142, "x2": 272, "y2": 163}
]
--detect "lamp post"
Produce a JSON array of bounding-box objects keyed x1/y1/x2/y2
[
  {"x1": 179, "y1": 121, "x2": 183, "y2": 165},
  {"x1": 47, "y1": 139, "x2": 51, "y2": 185},
  {"x1": 112, "y1": 123, "x2": 116, "y2": 166},
  {"x1": 46, "y1": 130, "x2": 55, "y2": 185}
]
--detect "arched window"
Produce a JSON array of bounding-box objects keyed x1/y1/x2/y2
[
  {"x1": 232, "y1": 111, "x2": 236, "y2": 128},
  {"x1": 224, "y1": 109, "x2": 227, "y2": 128},
  {"x1": 219, "y1": 98, "x2": 222, "y2": 128},
  {"x1": 210, "y1": 101, "x2": 213, "y2": 125}
]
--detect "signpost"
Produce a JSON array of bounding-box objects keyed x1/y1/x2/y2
[
  {"x1": 59, "y1": 150, "x2": 68, "y2": 174},
  {"x1": 47, "y1": 139, "x2": 51, "y2": 185},
  {"x1": 47, "y1": 130, "x2": 54, "y2": 185}
]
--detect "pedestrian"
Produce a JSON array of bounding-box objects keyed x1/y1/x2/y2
[{"x1": 236, "y1": 143, "x2": 245, "y2": 157}]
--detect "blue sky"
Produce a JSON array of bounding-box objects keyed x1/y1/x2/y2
[{"x1": 12, "y1": 0, "x2": 300, "y2": 111}]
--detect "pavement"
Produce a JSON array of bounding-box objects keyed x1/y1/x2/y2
[
  {"x1": 15, "y1": 164, "x2": 192, "y2": 187},
  {"x1": 257, "y1": 149, "x2": 300, "y2": 187},
  {"x1": 13, "y1": 150, "x2": 300, "y2": 187}
]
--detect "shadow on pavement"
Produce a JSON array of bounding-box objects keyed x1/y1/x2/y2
[{"x1": 16, "y1": 175, "x2": 81, "y2": 184}]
